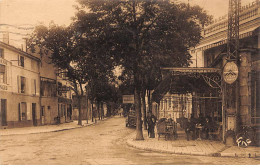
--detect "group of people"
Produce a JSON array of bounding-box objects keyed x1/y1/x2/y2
[{"x1": 184, "y1": 114, "x2": 216, "y2": 141}]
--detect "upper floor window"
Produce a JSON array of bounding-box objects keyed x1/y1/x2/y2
[
  {"x1": 18, "y1": 55, "x2": 24, "y2": 67},
  {"x1": 18, "y1": 76, "x2": 26, "y2": 93},
  {"x1": 0, "y1": 49, "x2": 3, "y2": 58},
  {"x1": 21, "y1": 76, "x2": 26, "y2": 93},
  {"x1": 0, "y1": 65, "x2": 6, "y2": 84}
]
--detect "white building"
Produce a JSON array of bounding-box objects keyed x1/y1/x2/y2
[{"x1": 0, "y1": 41, "x2": 41, "y2": 128}]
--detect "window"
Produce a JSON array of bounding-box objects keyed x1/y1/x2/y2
[
  {"x1": 19, "y1": 56, "x2": 24, "y2": 67},
  {"x1": 18, "y1": 102, "x2": 27, "y2": 121},
  {"x1": 168, "y1": 98, "x2": 171, "y2": 109},
  {"x1": 0, "y1": 65, "x2": 5, "y2": 83},
  {"x1": 21, "y1": 76, "x2": 26, "y2": 93},
  {"x1": 31, "y1": 79, "x2": 36, "y2": 95},
  {"x1": 0, "y1": 49, "x2": 3, "y2": 58},
  {"x1": 41, "y1": 106, "x2": 45, "y2": 117}
]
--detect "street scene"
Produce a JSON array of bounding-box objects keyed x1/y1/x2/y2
[
  {"x1": 0, "y1": 116, "x2": 260, "y2": 165},
  {"x1": 0, "y1": 0, "x2": 259, "y2": 166}
]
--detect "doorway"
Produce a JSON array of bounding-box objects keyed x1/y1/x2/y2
[{"x1": 0, "y1": 99, "x2": 7, "y2": 126}]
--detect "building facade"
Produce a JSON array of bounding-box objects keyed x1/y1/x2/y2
[
  {"x1": 152, "y1": 1, "x2": 259, "y2": 144},
  {"x1": 189, "y1": 1, "x2": 259, "y2": 142},
  {"x1": 158, "y1": 93, "x2": 192, "y2": 122},
  {"x1": 0, "y1": 41, "x2": 41, "y2": 128}
]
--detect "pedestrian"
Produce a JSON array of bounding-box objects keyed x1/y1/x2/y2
[
  {"x1": 204, "y1": 116, "x2": 211, "y2": 139},
  {"x1": 189, "y1": 114, "x2": 197, "y2": 140},
  {"x1": 148, "y1": 114, "x2": 157, "y2": 138}
]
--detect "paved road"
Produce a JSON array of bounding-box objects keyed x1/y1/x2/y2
[{"x1": 0, "y1": 116, "x2": 259, "y2": 165}]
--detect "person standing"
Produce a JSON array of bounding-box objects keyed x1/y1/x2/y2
[{"x1": 147, "y1": 113, "x2": 157, "y2": 138}]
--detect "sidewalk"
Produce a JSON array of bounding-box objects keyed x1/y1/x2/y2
[
  {"x1": 126, "y1": 128, "x2": 260, "y2": 158},
  {"x1": 0, "y1": 118, "x2": 108, "y2": 136}
]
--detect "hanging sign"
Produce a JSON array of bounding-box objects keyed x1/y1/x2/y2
[
  {"x1": 223, "y1": 62, "x2": 238, "y2": 84},
  {"x1": 122, "y1": 95, "x2": 134, "y2": 104}
]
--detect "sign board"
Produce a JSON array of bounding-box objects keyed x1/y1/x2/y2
[
  {"x1": 223, "y1": 62, "x2": 238, "y2": 84},
  {"x1": 122, "y1": 95, "x2": 134, "y2": 104},
  {"x1": 57, "y1": 86, "x2": 70, "y2": 92}
]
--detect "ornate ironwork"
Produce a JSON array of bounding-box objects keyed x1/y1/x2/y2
[
  {"x1": 201, "y1": 73, "x2": 222, "y2": 90},
  {"x1": 171, "y1": 70, "x2": 222, "y2": 90}
]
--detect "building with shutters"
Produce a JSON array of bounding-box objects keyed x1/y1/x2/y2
[{"x1": 0, "y1": 41, "x2": 41, "y2": 128}]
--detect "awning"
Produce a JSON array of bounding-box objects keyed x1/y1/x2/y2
[{"x1": 152, "y1": 67, "x2": 222, "y2": 103}]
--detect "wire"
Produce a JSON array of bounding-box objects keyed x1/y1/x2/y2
[
  {"x1": 0, "y1": 31, "x2": 29, "y2": 36},
  {"x1": 0, "y1": 24, "x2": 34, "y2": 30}
]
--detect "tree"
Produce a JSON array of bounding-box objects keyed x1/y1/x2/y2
[
  {"x1": 74, "y1": 0, "x2": 212, "y2": 140},
  {"x1": 28, "y1": 23, "x2": 113, "y2": 126}
]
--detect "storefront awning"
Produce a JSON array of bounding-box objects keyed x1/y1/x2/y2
[{"x1": 152, "y1": 67, "x2": 222, "y2": 103}]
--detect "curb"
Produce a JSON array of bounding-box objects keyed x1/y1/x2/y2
[
  {"x1": 126, "y1": 138, "x2": 260, "y2": 158},
  {"x1": 126, "y1": 139, "x2": 212, "y2": 156},
  {"x1": 0, "y1": 118, "x2": 109, "y2": 136}
]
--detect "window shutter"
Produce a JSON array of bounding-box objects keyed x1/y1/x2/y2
[
  {"x1": 17, "y1": 55, "x2": 20, "y2": 66},
  {"x1": 25, "y1": 77, "x2": 28, "y2": 94},
  {"x1": 31, "y1": 79, "x2": 34, "y2": 95},
  {"x1": 35, "y1": 79, "x2": 39, "y2": 96},
  {"x1": 27, "y1": 102, "x2": 31, "y2": 120},
  {"x1": 17, "y1": 75, "x2": 20, "y2": 93},
  {"x1": 18, "y1": 103, "x2": 21, "y2": 121}
]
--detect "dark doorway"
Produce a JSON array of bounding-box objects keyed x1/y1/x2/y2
[
  {"x1": 32, "y1": 103, "x2": 37, "y2": 126},
  {"x1": 0, "y1": 99, "x2": 7, "y2": 126}
]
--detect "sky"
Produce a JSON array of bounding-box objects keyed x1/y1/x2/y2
[{"x1": 0, "y1": 0, "x2": 256, "y2": 47}]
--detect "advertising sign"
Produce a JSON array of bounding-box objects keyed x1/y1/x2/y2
[
  {"x1": 223, "y1": 62, "x2": 238, "y2": 84},
  {"x1": 122, "y1": 95, "x2": 134, "y2": 104}
]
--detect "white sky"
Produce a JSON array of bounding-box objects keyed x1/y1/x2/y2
[{"x1": 0, "y1": 0, "x2": 256, "y2": 47}]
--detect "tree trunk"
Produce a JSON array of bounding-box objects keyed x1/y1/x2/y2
[
  {"x1": 101, "y1": 102, "x2": 104, "y2": 120},
  {"x1": 97, "y1": 102, "x2": 101, "y2": 120},
  {"x1": 91, "y1": 102, "x2": 94, "y2": 122},
  {"x1": 86, "y1": 94, "x2": 88, "y2": 124},
  {"x1": 147, "y1": 89, "x2": 152, "y2": 115},
  {"x1": 135, "y1": 88, "x2": 144, "y2": 140},
  {"x1": 107, "y1": 103, "x2": 111, "y2": 117},
  {"x1": 77, "y1": 95, "x2": 82, "y2": 125},
  {"x1": 141, "y1": 89, "x2": 147, "y2": 130}
]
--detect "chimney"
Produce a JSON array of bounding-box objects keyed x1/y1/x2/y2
[{"x1": 2, "y1": 31, "x2": 9, "y2": 44}]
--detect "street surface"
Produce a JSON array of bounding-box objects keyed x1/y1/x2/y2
[{"x1": 0, "y1": 116, "x2": 259, "y2": 165}]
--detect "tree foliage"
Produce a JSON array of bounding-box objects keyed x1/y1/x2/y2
[{"x1": 73, "y1": 0, "x2": 211, "y2": 140}]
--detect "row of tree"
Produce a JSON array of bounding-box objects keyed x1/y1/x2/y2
[{"x1": 28, "y1": 0, "x2": 211, "y2": 140}]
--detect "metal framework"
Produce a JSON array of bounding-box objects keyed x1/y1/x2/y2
[
  {"x1": 227, "y1": 0, "x2": 241, "y2": 61},
  {"x1": 222, "y1": 0, "x2": 241, "y2": 140}
]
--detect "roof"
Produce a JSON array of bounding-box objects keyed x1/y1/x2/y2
[{"x1": 0, "y1": 41, "x2": 41, "y2": 62}]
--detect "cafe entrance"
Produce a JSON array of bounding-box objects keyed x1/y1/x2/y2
[{"x1": 152, "y1": 67, "x2": 223, "y2": 141}]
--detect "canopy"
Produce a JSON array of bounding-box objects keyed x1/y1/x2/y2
[{"x1": 152, "y1": 67, "x2": 221, "y2": 103}]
